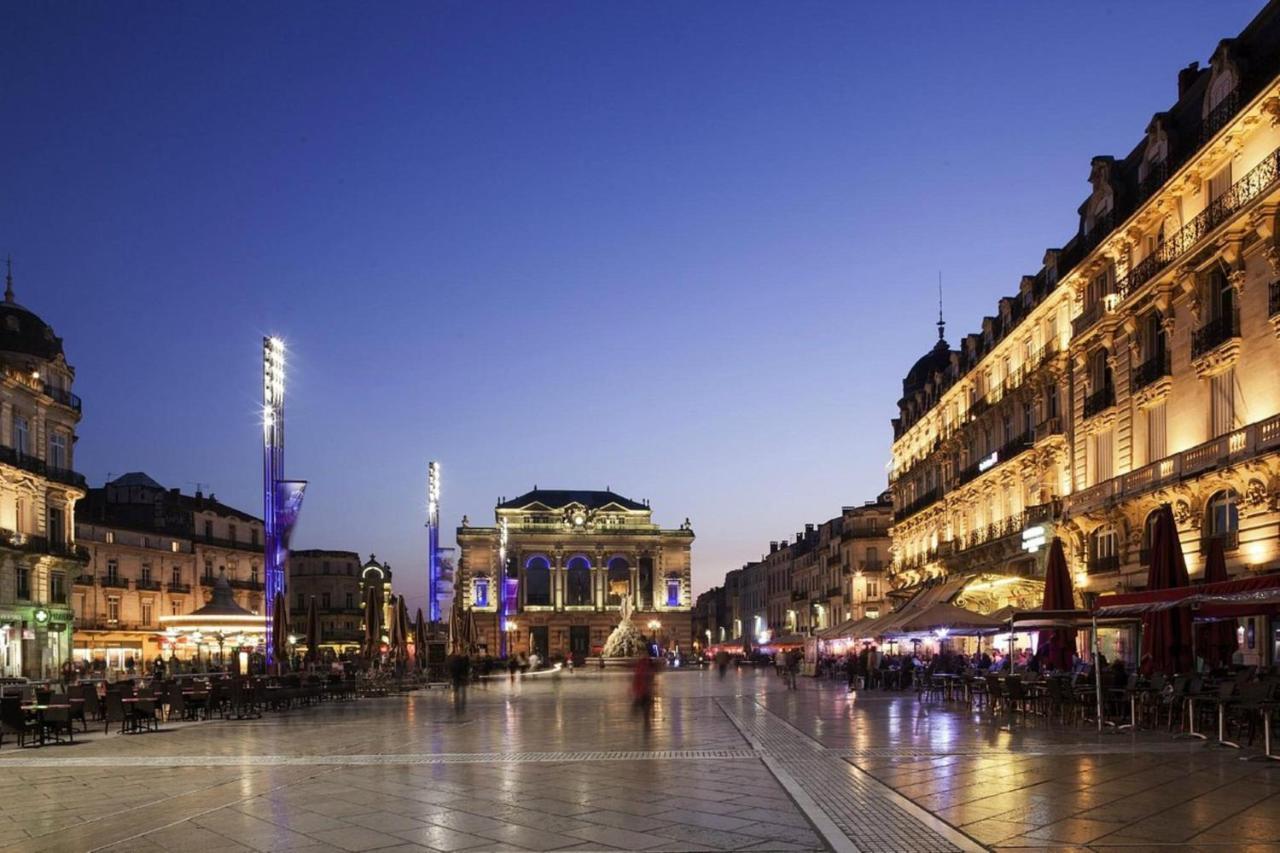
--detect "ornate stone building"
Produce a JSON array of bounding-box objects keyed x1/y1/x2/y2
[
  {"x1": 1060, "y1": 11, "x2": 1280, "y2": 621},
  {"x1": 0, "y1": 267, "x2": 86, "y2": 678},
  {"x1": 74, "y1": 473, "x2": 265, "y2": 667},
  {"x1": 287, "y1": 549, "x2": 363, "y2": 653},
  {"x1": 456, "y1": 489, "x2": 693, "y2": 658},
  {"x1": 890, "y1": 4, "x2": 1280, "y2": 630}
]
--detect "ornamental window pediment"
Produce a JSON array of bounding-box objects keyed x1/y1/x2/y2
[{"x1": 1203, "y1": 43, "x2": 1241, "y2": 118}]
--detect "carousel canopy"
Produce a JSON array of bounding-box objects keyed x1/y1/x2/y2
[{"x1": 158, "y1": 572, "x2": 265, "y2": 634}]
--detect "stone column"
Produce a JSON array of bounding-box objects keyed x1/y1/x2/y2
[{"x1": 553, "y1": 552, "x2": 563, "y2": 610}]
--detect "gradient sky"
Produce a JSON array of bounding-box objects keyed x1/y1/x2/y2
[{"x1": 1, "y1": 1, "x2": 1264, "y2": 612}]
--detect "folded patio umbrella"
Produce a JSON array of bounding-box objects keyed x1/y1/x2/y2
[
  {"x1": 1038, "y1": 538, "x2": 1077, "y2": 671},
  {"x1": 363, "y1": 585, "x2": 383, "y2": 663},
  {"x1": 1140, "y1": 504, "x2": 1194, "y2": 674},
  {"x1": 416, "y1": 608, "x2": 429, "y2": 670},
  {"x1": 305, "y1": 595, "x2": 321, "y2": 665},
  {"x1": 272, "y1": 590, "x2": 290, "y2": 673},
  {"x1": 1195, "y1": 536, "x2": 1238, "y2": 668},
  {"x1": 397, "y1": 595, "x2": 412, "y2": 664}
]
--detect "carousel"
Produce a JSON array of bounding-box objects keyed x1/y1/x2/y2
[{"x1": 158, "y1": 571, "x2": 267, "y2": 670}]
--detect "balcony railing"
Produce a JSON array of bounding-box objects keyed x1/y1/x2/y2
[
  {"x1": 894, "y1": 486, "x2": 941, "y2": 522},
  {"x1": 825, "y1": 586, "x2": 841, "y2": 598},
  {"x1": 0, "y1": 445, "x2": 88, "y2": 488},
  {"x1": 136, "y1": 579, "x2": 162, "y2": 591},
  {"x1": 1067, "y1": 413, "x2": 1280, "y2": 516},
  {"x1": 1201, "y1": 531, "x2": 1240, "y2": 553},
  {"x1": 74, "y1": 574, "x2": 95, "y2": 586},
  {"x1": 42, "y1": 383, "x2": 82, "y2": 413},
  {"x1": 101, "y1": 577, "x2": 129, "y2": 589},
  {"x1": 1083, "y1": 386, "x2": 1115, "y2": 418},
  {"x1": 228, "y1": 578, "x2": 263, "y2": 591},
  {"x1": 1088, "y1": 555, "x2": 1120, "y2": 574},
  {"x1": 1034, "y1": 416, "x2": 1063, "y2": 442},
  {"x1": 1201, "y1": 88, "x2": 1241, "y2": 145},
  {"x1": 1113, "y1": 146, "x2": 1280, "y2": 308},
  {"x1": 1132, "y1": 351, "x2": 1171, "y2": 391},
  {"x1": 167, "y1": 582, "x2": 192, "y2": 594},
  {"x1": 1072, "y1": 299, "x2": 1112, "y2": 337},
  {"x1": 1192, "y1": 312, "x2": 1241, "y2": 359}
]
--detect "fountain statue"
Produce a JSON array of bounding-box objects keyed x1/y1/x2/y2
[{"x1": 600, "y1": 594, "x2": 648, "y2": 658}]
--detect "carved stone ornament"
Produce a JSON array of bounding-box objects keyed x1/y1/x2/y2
[
  {"x1": 1191, "y1": 338, "x2": 1242, "y2": 379},
  {"x1": 1173, "y1": 500, "x2": 1192, "y2": 528},
  {"x1": 1227, "y1": 268, "x2": 1248, "y2": 296},
  {"x1": 1244, "y1": 478, "x2": 1269, "y2": 512},
  {"x1": 1265, "y1": 243, "x2": 1280, "y2": 276},
  {"x1": 1263, "y1": 95, "x2": 1280, "y2": 128}
]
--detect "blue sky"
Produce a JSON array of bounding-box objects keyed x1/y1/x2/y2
[{"x1": 1, "y1": 1, "x2": 1263, "y2": 609}]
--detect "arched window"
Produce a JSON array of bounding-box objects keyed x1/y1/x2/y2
[
  {"x1": 1206, "y1": 490, "x2": 1239, "y2": 550},
  {"x1": 1090, "y1": 525, "x2": 1119, "y2": 573},
  {"x1": 473, "y1": 575, "x2": 490, "y2": 608},
  {"x1": 607, "y1": 557, "x2": 630, "y2": 606},
  {"x1": 566, "y1": 556, "x2": 591, "y2": 606},
  {"x1": 525, "y1": 556, "x2": 551, "y2": 606},
  {"x1": 665, "y1": 574, "x2": 681, "y2": 608},
  {"x1": 1140, "y1": 510, "x2": 1161, "y2": 566}
]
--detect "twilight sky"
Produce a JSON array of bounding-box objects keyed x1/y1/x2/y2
[{"x1": 1, "y1": 1, "x2": 1263, "y2": 610}]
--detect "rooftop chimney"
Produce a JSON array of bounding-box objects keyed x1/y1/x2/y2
[
  {"x1": 769, "y1": 541, "x2": 778, "y2": 553},
  {"x1": 1178, "y1": 61, "x2": 1201, "y2": 98}
]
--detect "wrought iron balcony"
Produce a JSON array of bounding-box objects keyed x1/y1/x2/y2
[
  {"x1": 74, "y1": 574, "x2": 95, "y2": 586},
  {"x1": 0, "y1": 445, "x2": 88, "y2": 488},
  {"x1": 1114, "y1": 148, "x2": 1280, "y2": 308},
  {"x1": 894, "y1": 486, "x2": 941, "y2": 522},
  {"x1": 1132, "y1": 351, "x2": 1171, "y2": 390},
  {"x1": 136, "y1": 579, "x2": 162, "y2": 591},
  {"x1": 167, "y1": 582, "x2": 192, "y2": 594},
  {"x1": 1088, "y1": 555, "x2": 1120, "y2": 574},
  {"x1": 42, "y1": 384, "x2": 82, "y2": 413},
  {"x1": 228, "y1": 578, "x2": 263, "y2": 591},
  {"x1": 1200, "y1": 88, "x2": 1240, "y2": 145},
  {"x1": 1034, "y1": 417, "x2": 1063, "y2": 442},
  {"x1": 1072, "y1": 298, "x2": 1112, "y2": 337},
  {"x1": 825, "y1": 586, "x2": 841, "y2": 598},
  {"x1": 1191, "y1": 312, "x2": 1240, "y2": 359},
  {"x1": 101, "y1": 576, "x2": 129, "y2": 589},
  {"x1": 1083, "y1": 386, "x2": 1115, "y2": 418},
  {"x1": 1201, "y1": 531, "x2": 1240, "y2": 553}
]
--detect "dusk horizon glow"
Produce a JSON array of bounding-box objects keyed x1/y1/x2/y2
[{"x1": 2, "y1": 1, "x2": 1263, "y2": 612}]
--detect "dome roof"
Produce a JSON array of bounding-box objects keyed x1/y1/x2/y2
[
  {"x1": 903, "y1": 338, "x2": 951, "y2": 396},
  {"x1": 0, "y1": 267, "x2": 64, "y2": 361}
]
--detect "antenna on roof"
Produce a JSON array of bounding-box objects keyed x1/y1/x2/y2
[{"x1": 936, "y1": 271, "x2": 946, "y2": 342}]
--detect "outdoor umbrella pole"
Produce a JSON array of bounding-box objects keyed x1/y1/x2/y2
[{"x1": 1093, "y1": 614, "x2": 1103, "y2": 733}]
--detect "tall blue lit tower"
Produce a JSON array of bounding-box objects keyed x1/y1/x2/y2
[
  {"x1": 427, "y1": 461, "x2": 441, "y2": 622},
  {"x1": 263, "y1": 336, "x2": 306, "y2": 666}
]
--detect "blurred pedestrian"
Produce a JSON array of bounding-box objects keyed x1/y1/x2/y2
[
  {"x1": 632, "y1": 656, "x2": 655, "y2": 711},
  {"x1": 449, "y1": 654, "x2": 470, "y2": 713}
]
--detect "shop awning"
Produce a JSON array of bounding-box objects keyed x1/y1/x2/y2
[
  {"x1": 884, "y1": 602, "x2": 1005, "y2": 637},
  {"x1": 1093, "y1": 572, "x2": 1280, "y2": 616},
  {"x1": 817, "y1": 615, "x2": 879, "y2": 640},
  {"x1": 856, "y1": 578, "x2": 967, "y2": 640},
  {"x1": 1006, "y1": 609, "x2": 1093, "y2": 629}
]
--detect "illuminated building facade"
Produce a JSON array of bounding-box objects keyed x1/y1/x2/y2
[
  {"x1": 890, "y1": 5, "x2": 1280, "y2": 636},
  {"x1": 358, "y1": 555, "x2": 394, "y2": 637},
  {"x1": 456, "y1": 489, "x2": 693, "y2": 658},
  {"x1": 0, "y1": 267, "x2": 86, "y2": 678},
  {"x1": 288, "y1": 549, "x2": 363, "y2": 652},
  {"x1": 1058, "y1": 12, "x2": 1280, "y2": 667},
  {"x1": 74, "y1": 474, "x2": 265, "y2": 668}
]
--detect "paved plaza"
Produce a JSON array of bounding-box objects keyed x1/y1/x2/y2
[{"x1": 0, "y1": 670, "x2": 1278, "y2": 852}]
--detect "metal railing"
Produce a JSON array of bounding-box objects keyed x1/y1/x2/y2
[
  {"x1": 167, "y1": 582, "x2": 192, "y2": 594},
  {"x1": 1201, "y1": 531, "x2": 1240, "y2": 553},
  {"x1": 1192, "y1": 311, "x2": 1241, "y2": 358},
  {"x1": 42, "y1": 384, "x2": 82, "y2": 413},
  {"x1": 894, "y1": 486, "x2": 941, "y2": 521},
  {"x1": 0, "y1": 445, "x2": 88, "y2": 488},
  {"x1": 1200, "y1": 88, "x2": 1241, "y2": 145},
  {"x1": 1083, "y1": 386, "x2": 1115, "y2": 418},
  {"x1": 1132, "y1": 350, "x2": 1171, "y2": 390},
  {"x1": 1034, "y1": 416, "x2": 1063, "y2": 442},
  {"x1": 100, "y1": 577, "x2": 129, "y2": 589},
  {"x1": 1088, "y1": 555, "x2": 1120, "y2": 574},
  {"x1": 136, "y1": 579, "x2": 161, "y2": 591}
]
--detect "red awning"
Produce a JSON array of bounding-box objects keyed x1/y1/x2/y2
[{"x1": 1093, "y1": 572, "x2": 1280, "y2": 616}]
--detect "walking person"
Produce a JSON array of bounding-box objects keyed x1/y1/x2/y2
[{"x1": 449, "y1": 654, "x2": 470, "y2": 714}]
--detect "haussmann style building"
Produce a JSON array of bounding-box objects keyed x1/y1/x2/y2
[
  {"x1": 456, "y1": 488, "x2": 693, "y2": 659},
  {"x1": 888, "y1": 2, "x2": 1280, "y2": 667},
  {"x1": 0, "y1": 266, "x2": 87, "y2": 679}
]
